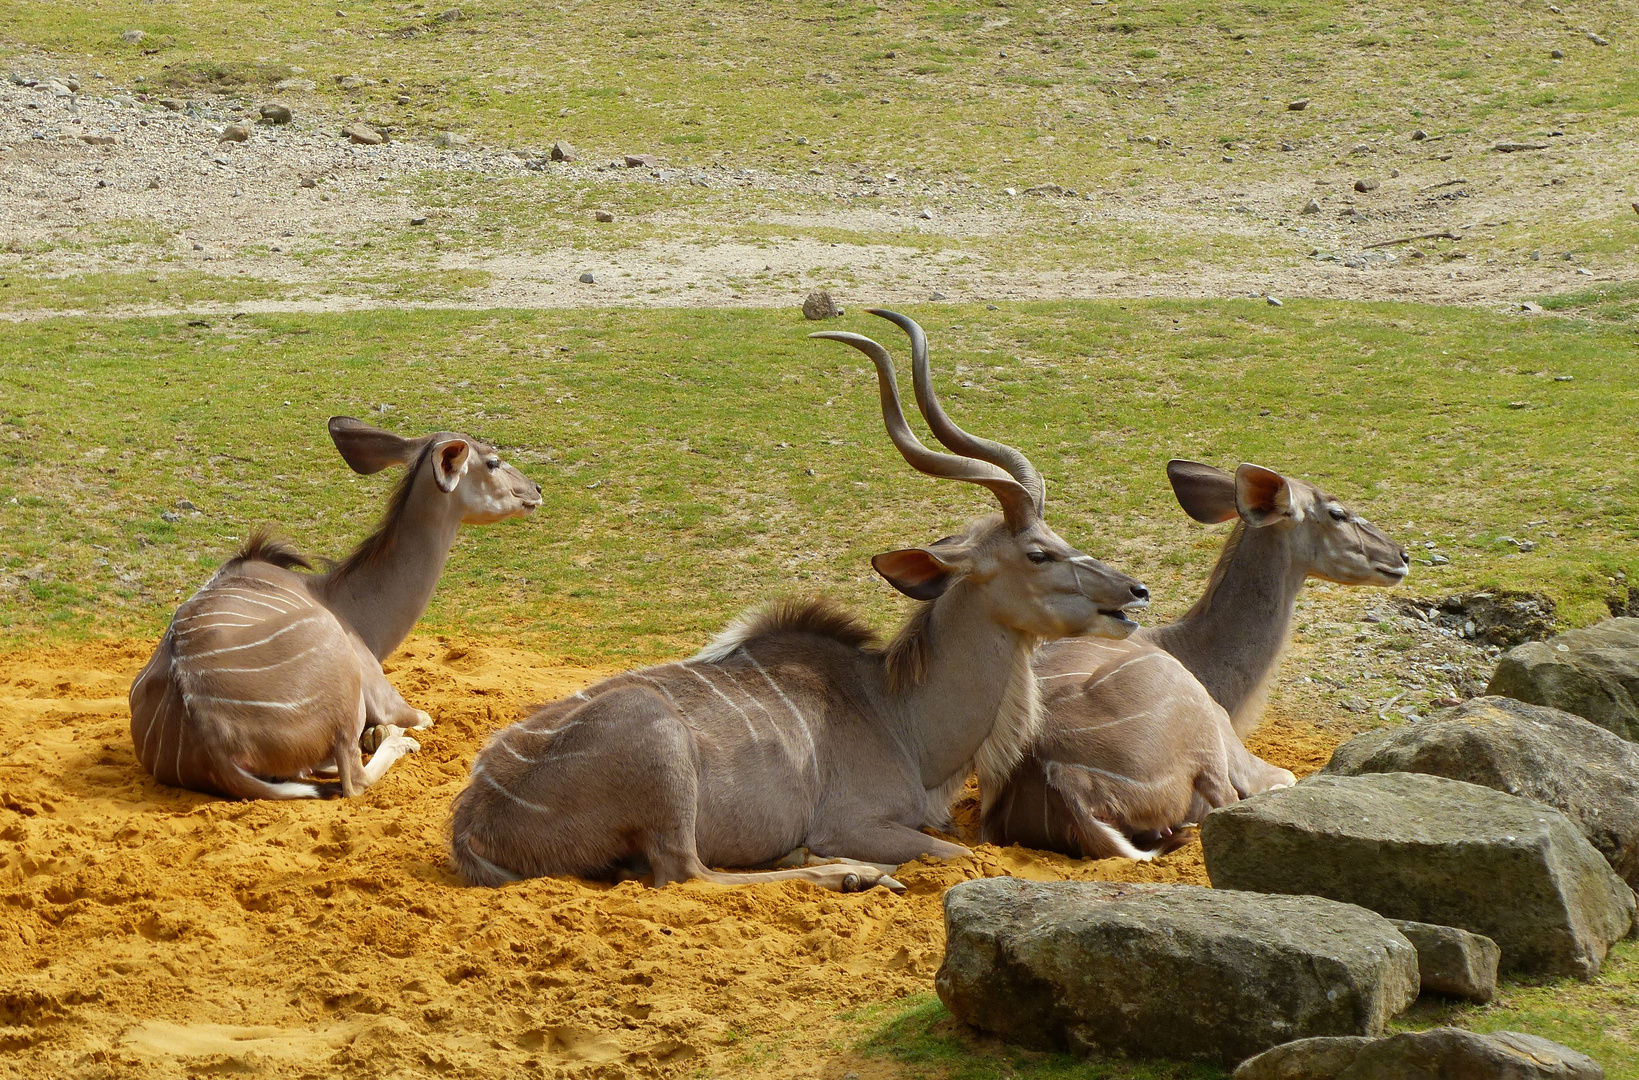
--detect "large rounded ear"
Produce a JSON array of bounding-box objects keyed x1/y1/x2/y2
[
  {"x1": 872, "y1": 548, "x2": 963, "y2": 601},
  {"x1": 329, "y1": 416, "x2": 422, "y2": 475},
  {"x1": 1235, "y1": 463, "x2": 1293, "y2": 526},
  {"x1": 1166, "y1": 459, "x2": 1238, "y2": 524},
  {"x1": 431, "y1": 438, "x2": 472, "y2": 493}
]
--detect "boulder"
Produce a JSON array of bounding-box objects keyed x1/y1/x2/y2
[
  {"x1": 1389, "y1": 920, "x2": 1499, "y2": 1003},
  {"x1": 1487, "y1": 618, "x2": 1639, "y2": 740},
  {"x1": 1234, "y1": 1028, "x2": 1604, "y2": 1079},
  {"x1": 1202, "y1": 773, "x2": 1636, "y2": 979},
  {"x1": 1323, "y1": 697, "x2": 1639, "y2": 887},
  {"x1": 936, "y1": 878, "x2": 1418, "y2": 1065}
]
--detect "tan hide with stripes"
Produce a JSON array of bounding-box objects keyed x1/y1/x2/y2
[{"x1": 128, "y1": 418, "x2": 540, "y2": 800}]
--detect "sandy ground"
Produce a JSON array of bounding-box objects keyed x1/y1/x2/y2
[
  {"x1": 2, "y1": 80, "x2": 1632, "y2": 319},
  {"x1": 0, "y1": 633, "x2": 1342, "y2": 1080}
]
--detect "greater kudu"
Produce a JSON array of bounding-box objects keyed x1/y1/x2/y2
[
  {"x1": 448, "y1": 311, "x2": 1150, "y2": 892},
  {"x1": 128, "y1": 417, "x2": 541, "y2": 800},
  {"x1": 982, "y1": 459, "x2": 1409, "y2": 858}
]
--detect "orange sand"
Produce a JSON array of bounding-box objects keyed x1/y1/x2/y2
[{"x1": 0, "y1": 637, "x2": 1340, "y2": 1079}]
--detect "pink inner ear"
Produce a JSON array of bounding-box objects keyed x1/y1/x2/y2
[
  {"x1": 1237, "y1": 465, "x2": 1288, "y2": 516},
  {"x1": 874, "y1": 549, "x2": 945, "y2": 588}
]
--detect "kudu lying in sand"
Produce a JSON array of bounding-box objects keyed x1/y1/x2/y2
[
  {"x1": 983, "y1": 459, "x2": 1410, "y2": 858},
  {"x1": 448, "y1": 310, "x2": 1150, "y2": 892},
  {"x1": 129, "y1": 417, "x2": 541, "y2": 800}
]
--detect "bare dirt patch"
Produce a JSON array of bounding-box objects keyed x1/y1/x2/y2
[
  {"x1": 2, "y1": 83, "x2": 1632, "y2": 320},
  {"x1": 0, "y1": 634, "x2": 1346, "y2": 1080}
]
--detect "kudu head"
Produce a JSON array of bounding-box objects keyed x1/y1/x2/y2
[
  {"x1": 1166, "y1": 459, "x2": 1408, "y2": 587},
  {"x1": 327, "y1": 416, "x2": 541, "y2": 524},
  {"x1": 811, "y1": 312, "x2": 1149, "y2": 641}
]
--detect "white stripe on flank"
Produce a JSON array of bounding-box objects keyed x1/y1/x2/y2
[
  {"x1": 1080, "y1": 652, "x2": 1168, "y2": 691},
  {"x1": 1053, "y1": 760, "x2": 1176, "y2": 791},
  {"x1": 184, "y1": 692, "x2": 322, "y2": 710},
  {"x1": 175, "y1": 608, "x2": 269, "y2": 624},
  {"x1": 682, "y1": 664, "x2": 759, "y2": 742},
  {"x1": 476, "y1": 765, "x2": 552, "y2": 813},
  {"x1": 717, "y1": 666, "x2": 777, "y2": 724},
  {"x1": 745, "y1": 654, "x2": 819, "y2": 781},
  {"x1": 632, "y1": 672, "x2": 695, "y2": 729},
  {"x1": 212, "y1": 642, "x2": 325, "y2": 674},
  {"x1": 175, "y1": 622, "x2": 262, "y2": 635},
  {"x1": 1040, "y1": 670, "x2": 1101, "y2": 680},
  {"x1": 208, "y1": 588, "x2": 305, "y2": 614},
  {"x1": 253, "y1": 580, "x2": 317, "y2": 607},
  {"x1": 181, "y1": 617, "x2": 323, "y2": 658}
]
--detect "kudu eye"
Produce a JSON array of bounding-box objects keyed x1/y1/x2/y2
[
  {"x1": 1026, "y1": 550, "x2": 1053, "y2": 564},
  {"x1": 1329, "y1": 507, "x2": 1348, "y2": 522},
  {"x1": 486, "y1": 458, "x2": 501, "y2": 471}
]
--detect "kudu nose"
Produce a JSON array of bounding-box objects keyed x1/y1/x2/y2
[{"x1": 1129, "y1": 584, "x2": 1150, "y2": 602}]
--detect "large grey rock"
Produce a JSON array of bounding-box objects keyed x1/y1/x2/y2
[
  {"x1": 1488, "y1": 617, "x2": 1639, "y2": 740},
  {"x1": 936, "y1": 878, "x2": 1418, "y2": 1065},
  {"x1": 1324, "y1": 696, "x2": 1639, "y2": 887},
  {"x1": 1202, "y1": 773, "x2": 1635, "y2": 979},
  {"x1": 1234, "y1": 1028, "x2": 1604, "y2": 1079},
  {"x1": 1389, "y1": 920, "x2": 1499, "y2": 1003}
]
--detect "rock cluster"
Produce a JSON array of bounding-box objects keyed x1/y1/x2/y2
[
  {"x1": 1325, "y1": 696, "x2": 1639, "y2": 886},
  {"x1": 1234, "y1": 1028, "x2": 1604, "y2": 1079},
  {"x1": 1488, "y1": 617, "x2": 1639, "y2": 740},
  {"x1": 1202, "y1": 772, "x2": 1635, "y2": 979}
]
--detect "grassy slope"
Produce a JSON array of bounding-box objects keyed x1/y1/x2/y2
[
  {"x1": 3, "y1": 0, "x2": 1638, "y2": 303},
  {"x1": 6, "y1": 0, "x2": 1636, "y2": 182},
  {"x1": 0, "y1": 300, "x2": 1634, "y2": 660}
]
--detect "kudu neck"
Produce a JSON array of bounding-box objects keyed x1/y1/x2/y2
[
  {"x1": 1149, "y1": 523, "x2": 1308, "y2": 717},
  {"x1": 320, "y1": 472, "x2": 465, "y2": 660},
  {"x1": 895, "y1": 582, "x2": 1037, "y2": 792}
]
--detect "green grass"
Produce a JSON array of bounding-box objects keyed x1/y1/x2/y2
[
  {"x1": 0, "y1": 299, "x2": 1634, "y2": 659},
  {"x1": 3, "y1": 0, "x2": 1637, "y2": 189},
  {"x1": 852, "y1": 940, "x2": 1639, "y2": 1078}
]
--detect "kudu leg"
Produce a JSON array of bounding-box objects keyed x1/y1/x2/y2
[{"x1": 333, "y1": 698, "x2": 420, "y2": 797}]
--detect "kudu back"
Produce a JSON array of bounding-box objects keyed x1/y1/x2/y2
[
  {"x1": 984, "y1": 459, "x2": 1409, "y2": 858},
  {"x1": 128, "y1": 417, "x2": 540, "y2": 800},
  {"x1": 448, "y1": 310, "x2": 1149, "y2": 892}
]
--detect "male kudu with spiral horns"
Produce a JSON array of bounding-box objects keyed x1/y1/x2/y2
[{"x1": 448, "y1": 309, "x2": 1150, "y2": 892}]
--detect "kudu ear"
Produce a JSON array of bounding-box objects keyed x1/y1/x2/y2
[
  {"x1": 431, "y1": 438, "x2": 472, "y2": 493},
  {"x1": 1235, "y1": 463, "x2": 1294, "y2": 526},
  {"x1": 1166, "y1": 459, "x2": 1239, "y2": 524},
  {"x1": 328, "y1": 416, "x2": 423, "y2": 475},
  {"x1": 872, "y1": 548, "x2": 964, "y2": 601}
]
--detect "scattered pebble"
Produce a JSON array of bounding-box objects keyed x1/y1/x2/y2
[
  {"x1": 410, "y1": 216, "x2": 427, "y2": 226},
  {"x1": 550, "y1": 140, "x2": 577, "y2": 162},
  {"x1": 579, "y1": 271, "x2": 595, "y2": 284},
  {"x1": 79, "y1": 134, "x2": 115, "y2": 147},
  {"x1": 1586, "y1": 31, "x2": 1609, "y2": 46},
  {"x1": 436, "y1": 7, "x2": 464, "y2": 21},
  {"x1": 1411, "y1": 129, "x2": 1428, "y2": 141},
  {"x1": 1287, "y1": 98, "x2": 1309, "y2": 111},
  {"x1": 1520, "y1": 301, "x2": 1544, "y2": 313},
  {"x1": 121, "y1": 29, "x2": 145, "y2": 44},
  {"x1": 343, "y1": 124, "x2": 384, "y2": 146},
  {"x1": 219, "y1": 124, "x2": 250, "y2": 143},
  {"x1": 435, "y1": 132, "x2": 469, "y2": 149},
  {"x1": 624, "y1": 153, "x2": 657, "y2": 168},
  {"x1": 1266, "y1": 295, "x2": 1283, "y2": 307},
  {"x1": 795, "y1": 136, "x2": 809, "y2": 146},
  {"x1": 1354, "y1": 177, "x2": 1380, "y2": 193},
  {"x1": 1550, "y1": 48, "x2": 1565, "y2": 59},
  {"x1": 594, "y1": 209, "x2": 615, "y2": 223},
  {"x1": 159, "y1": 98, "x2": 184, "y2": 112},
  {"x1": 1301, "y1": 199, "x2": 1321, "y2": 214},
  {"x1": 919, "y1": 208, "x2": 934, "y2": 220},
  {"x1": 930, "y1": 291, "x2": 948, "y2": 301},
  {"x1": 259, "y1": 103, "x2": 293, "y2": 125}
]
